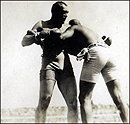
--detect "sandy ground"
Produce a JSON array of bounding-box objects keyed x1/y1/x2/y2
[{"x1": 1, "y1": 105, "x2": 123, "y2": 123}]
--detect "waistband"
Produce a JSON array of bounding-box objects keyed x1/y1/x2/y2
[{"x1": 87, "y1": 42, "x2": 107, "y2": 50}]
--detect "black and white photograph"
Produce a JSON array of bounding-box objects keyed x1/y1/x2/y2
[{"x1": 1, "y1": 1, "x2": 129, "y2": 123}]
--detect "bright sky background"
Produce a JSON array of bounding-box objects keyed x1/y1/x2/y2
[{"x1": 1, "y1": 1, "x2": 129, "y2": 109}]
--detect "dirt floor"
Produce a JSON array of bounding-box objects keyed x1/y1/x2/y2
[{"x1": 1, "y1": 105, "x2": 122, "y2": 123}]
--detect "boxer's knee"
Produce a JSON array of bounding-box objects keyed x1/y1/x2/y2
[
  {"x1": 67, "y1": 97, "x2": 78, "y2": 111},
  {"x1": 38, "y1": 94, "x2": 52, "y2": 110},
  {"x1": 79, "y1": 93, "x2": 92, "y2": 106}
]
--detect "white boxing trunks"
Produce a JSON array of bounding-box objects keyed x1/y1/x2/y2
[{"x1": 80, "y1": 43, "x2": 119, "y2": 83}]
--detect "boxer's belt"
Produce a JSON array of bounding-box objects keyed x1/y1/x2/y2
[{"x1": 87, "y1": 42, "x2": 107, "y2": 50}]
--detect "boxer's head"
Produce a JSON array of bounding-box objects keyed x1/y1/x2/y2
[
  {"x1": 51, "y1": 2, "x2": 69, "y2": 27},
  {"x1": 69, "y1": 19, "x2": 81, "y2": 26}
]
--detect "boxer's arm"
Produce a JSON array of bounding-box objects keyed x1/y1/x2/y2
[
  {"x1": 21, "y1": 26, "x2": 51, "y2": 46},
  {"x1": 21, "y1": 31, "x2": 37, "y2": 47},
  {"x1": 39, "y1": 28, "x2": 59, "y2": 38},
  {"x1": 60, "y1": 27, "x2": 74, "y2": 40},
  {"x1": 77, "y1": 48, "x2": 89, "y2": 61},
  {"x1": 21, "y1": 21, "x2": 42, "y2": 47}
]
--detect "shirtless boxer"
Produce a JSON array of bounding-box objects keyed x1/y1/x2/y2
[
  {"x1": 22, "y1": 3, "x2": 78, "y2": 123},
  {"x1": 60, "y1": 19, "x2": 128, "y2": 123}
]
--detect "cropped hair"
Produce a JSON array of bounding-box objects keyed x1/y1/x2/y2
[
  {"x1": 51, "y1": 1, "x2": 68, "y2": 14},
  {"x1": 69, "y1": 19, "x2": 81, "y2": 26}
]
